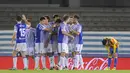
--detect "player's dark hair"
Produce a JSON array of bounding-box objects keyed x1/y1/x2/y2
[
  {"x1": 27, "y1": 16, "x2": 32, "y2": 22},
  {"x1": 53, "y1": 14, "x2": 59, "y2": 18},
  {"x1": 63, "y1": 15, "x2": 69, "y2": 21},
  {"x1": 102, "y1": 39, "x2": 107, "y2": 46},
  {"x1": 44, "y1": 15, "x2": 50, "y2": 22},
  {"x1": 16, "y1": 16, "x2": 22, "y2": 21},
  {"x1": 55, "y1": 19, "x2": 62, "y2": 23},
  {"x1": 40, "y1": 17, "x2": 45, "y2": 21},
  {"x1": 74, "y1": 14, "x2": 79, "y2": 19}
]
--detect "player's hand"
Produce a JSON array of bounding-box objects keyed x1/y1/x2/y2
[
  {"x1": 53, "y1": 24, "x2": 56, "y2": 27},
  {"x1": 70, "y1": 35, "x2": 74, "y2": 40},
  {"x1": 22, "y1": 14, "x2": 26, "y2": 20}
]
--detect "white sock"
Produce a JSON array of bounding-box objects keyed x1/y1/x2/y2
[
  {"x1": 74, "y1": 54, "x2": 79, "y2": 68},
  {"x1": 58, "y1": 57, "x2": 61, "y2": 66},
  {"x1": 35, "y1": 56, "x2": 40, "y2": 68},
  {"x1": 79, "y1": 54, "x2": 84, "y2": 68},
  {"x1": 65, "y1": 57, "x2": 68, "y2": 68},
  {"x1": 49, "y1": 56, "x2": 55, "y2": 68},
  {"x1": 23, "y1": 57, "x2": 28, "y2": 68},
  {"x1": 27, "y1": 58, "x2": 29, "y2": 68},
  {"x1": 13, "y1": 56, "x2": 17, "y2": 68},
  {"x1": 60, "y1": 56, "x2": 65, "y2": 69},
  {"x1": 41, "y1": 56, "x2": 46, "y2": 68}
]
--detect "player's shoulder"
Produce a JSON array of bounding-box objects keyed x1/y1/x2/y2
[
  {"x1": 36, "y1": 23, "x2": 40, "y2": 27},
  {"x1": 76, "y1": 23, "x2": 82, "y2": 27},
  {"x1": 49, "y1": 21, "x2": 54, "y2": 25},
  {"x1": 59, "y1": 22, "x2": 64, "y2": 26}
]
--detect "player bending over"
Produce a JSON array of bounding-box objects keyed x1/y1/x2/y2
[{"x1": 102, "y1": 37, "x2": 119, "y2": 70}]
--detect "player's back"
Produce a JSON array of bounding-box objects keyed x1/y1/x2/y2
[
  {"x1": 15, "y1": 23, "x2": 27, "y2": 43},
  {"x1": 26, "y1": 27, "x2": 36, "y2": 47}
]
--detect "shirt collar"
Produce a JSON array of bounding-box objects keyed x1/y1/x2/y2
[
  {"x1": 63, "y1": 22, "x2": 67, "y2": 25},
  {"x1": 17, "y1": 21, "x2": 22, "y2": 24}
]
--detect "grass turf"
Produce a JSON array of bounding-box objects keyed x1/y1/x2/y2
[{"x1": 0, "y1": 70, "x2": 130, "y2": 73}]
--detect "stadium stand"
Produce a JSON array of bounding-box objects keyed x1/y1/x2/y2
[
  {"x1": 0, "y1": 30, "x2": 130, "y2": 57},
  {"x1": 0, "y1": 4, "x2": 130, "y2": 57},
  {"x1": 0, "y1": 5, "x2": 130, "y2": 31}
]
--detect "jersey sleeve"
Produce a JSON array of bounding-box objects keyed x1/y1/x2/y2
[
  {"x1": 39, "y1": 24, "x2": 46, "y2": 30},
  {"x1": 14, "y1": 25, "x2": 17, "y2": 33},
  {"x1": 61, "y1": 24, "x2": 66, "y2": 32},
  {"x1": 77, "y1": 25, "x2": 82, "y2": 33}
]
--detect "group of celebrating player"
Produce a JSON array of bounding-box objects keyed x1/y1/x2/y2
[
  {"x1": 10, "y1": 14, "x2": 84, "y2": 70},
  {"x1": 10, "y1": 14, "x2": 119, "y2": 70}
]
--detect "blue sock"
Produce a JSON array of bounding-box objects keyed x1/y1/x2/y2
[
  {"x1": 108, "y1": 58, "x2": 111, "y2": 67},
  {"x1": 114, "y1": 58, "x2": 118, "y2": 67}
]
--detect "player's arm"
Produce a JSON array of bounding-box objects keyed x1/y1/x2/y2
[
  {"x1": 22, "y1": 14, "x2": 31, "y2": 27},
  {"x1": 62, "y1": 29, "x2": 74, "y2": 40},
  {"x1": 44, "y1": 26, "x2": 53, "y2": 48},
  {"x1": 11, "y1": 26, "x2": 17, "y2": 47},
  {"x1": 43, "y1": 28, "x2": 52, "y2": 32},
  {"x1": 70, "y1": 25, "x2": 81, "y2": 35},
  {"x1": 105, "y1": 46, "x2": 110, "y2": 53},
  {"x1": 43, "y1": 25, "x2": 52, "y2": 32}
]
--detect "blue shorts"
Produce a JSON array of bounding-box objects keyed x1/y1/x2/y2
[{"x1": 109, "y1": 48, "x2": 118, "y2": 54}]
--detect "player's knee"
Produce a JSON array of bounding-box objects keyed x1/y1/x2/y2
[
  {"x1": 26, "y1": 55, "x2": 29, "y2": 59},
  {"x1": 61, "y1": 52, "x2": 65, "y2": 57},
  {"x1": 21, "y1": 52, "x2": 26, "y2": 57},
  {"x1": 47, "y1": 53, "x2": 53, "y2": 57},
  {"x1": 40, "y1": 53, "x2": 46, "y2": 56},
  {"x1": 114, "y1": 53, "x2": 118, "y2": 58},
  {"x1": 75, "y1": 51, "x2": 80, "y2": 55},
  {"x1": 12, "y1": 51, "x2": 17, "y2": 56},
  {"x1": 58, "y1": 53, "x2": 61, "y2": 56},
  {"x1": 108, "y1": 53, "x2": 112, "y2": 58},
  {"x1": 72, "y1": 52, "x2": 75, "y2": 57}
]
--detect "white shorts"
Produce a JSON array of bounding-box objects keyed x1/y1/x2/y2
[
  {"x1": 68, "y1": 43, "x2": 74, "y2": 52},
  {"x1": 74, "y1": 44, "x2": 83, "y2": 52},
  {"x1": 35, "y1": 43, "x2": 52, "y2": 54},
  {"x1": 27, "y1": 47, "x2": 34, "y2": 56},
  {"x1": 14, "y1": 43, "x2": 27, "y2": 52},
  {"x1": 35, "y1": 43, "x2": 40, "y2": 54},
  {"x1": 58, "y1": 43, "x2": 68, "y2": 53},
  {"x1": 52, "y1": 41, "x2": 58, "y2": 52}
]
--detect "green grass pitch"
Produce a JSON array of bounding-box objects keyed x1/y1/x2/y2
[{"x1": 0, "y1": 70, "x2": 130, "y2": 73}]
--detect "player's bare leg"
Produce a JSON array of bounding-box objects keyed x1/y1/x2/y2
[
  {"x1": 34, "y1": 53, "x2": 40, "y2": 70},
  {"x1": 65, "y1": 54, "x2": 69, "y2": 70},
  {"x1": 112, "y1": 53, "x2": 118, "y2": 70},
  {"x1": 73, "y1": 52, "x2": 79, "y2": 70},
  {"x1": 79, "y1": 47, "x2": 84, "y2": 70},
  {"x1": 47, "y1": 52, "x2": 55, "y2": 70},
  {"x1": 41, "y1": 53, "x2": 47, "y2": 70},
  {"x1": 79, "y1": 52, "x2": 84, "y2": 70},
  {"x1": 59, "y1": 52, "x2": 66, "y2": 70},
  {"x1": 21, "y1": 51, "x2": 28, "y2": 70},
  {"x1": 10, "y1": 50, "x2": 18, "y2": 70},
  {"x1": 105, "y1": 53, "x2": 112, "y2": 70}
]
